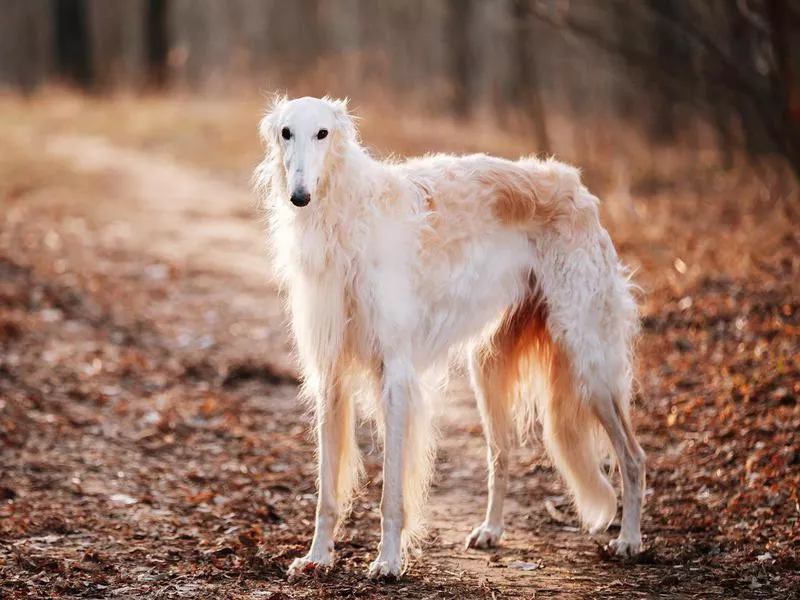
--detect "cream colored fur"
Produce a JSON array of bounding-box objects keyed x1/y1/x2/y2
[{"x1": 253, "y1": 96, "x2": 646, "y2": 580}]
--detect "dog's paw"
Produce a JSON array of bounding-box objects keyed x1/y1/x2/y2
[
  {"x1": 465, "y1": 523, "x2": 504, "y2": 550},
  {"x1": 606, "y1": 536, "x2": 642, "y2": 558},
  {"x1": 287, "y1": 554, "x2": 332, "y2": 580},
  {"x1": 366, "y1": 554, "x2": 403, "y2": 581}
]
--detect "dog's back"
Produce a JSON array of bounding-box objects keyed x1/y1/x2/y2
[{"x1": 398, "y1": 153, "x2": 596, "y2": 235}]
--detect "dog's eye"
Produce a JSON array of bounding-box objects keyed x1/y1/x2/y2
[
  {"x1": 316, "y1": 129, "x2": 328, "y2": 140},
  {"x1": 281, "y1": 127, "x2": 292, "y2": 140}
]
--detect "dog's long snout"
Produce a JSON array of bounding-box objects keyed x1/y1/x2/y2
[{"x1": 290, "y1": 189, "x2": 311, "y2": 207}]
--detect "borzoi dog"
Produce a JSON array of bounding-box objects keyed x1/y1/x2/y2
[{"x1": 253, "y1": 96, "x2": 646, "y2": 580}]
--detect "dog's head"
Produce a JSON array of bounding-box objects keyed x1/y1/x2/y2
[{"x1": 258, "y1": 95, "x2": 356, "y2": 208}]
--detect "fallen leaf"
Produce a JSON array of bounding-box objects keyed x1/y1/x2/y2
[{"x1": 507, "y1": 561, "x2": 540, "y2": 571}]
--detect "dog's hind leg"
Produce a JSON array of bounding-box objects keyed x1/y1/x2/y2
[
  {"x1": 288, "y1": 379, "x2": 359, "y2": 578},
  {"x1": 592, "y1": 392, "x2": 646, "y2": 556},
  {"x1": 465, "y1": 296, "x2": 548, "y2": 550},
  {"x1": 464, "y1": 341, "x2": 513, "y2": 549}
]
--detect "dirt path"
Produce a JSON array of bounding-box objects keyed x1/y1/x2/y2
[
  {"x1": 44, "y1": 135, "x2": 293, "y2": 376},
  {"x1": 46, "y1": 135, "x2": 270, "y2": 283},
  {"x1": 1, "y1": 131, "x2": 795, "y2": 599}
]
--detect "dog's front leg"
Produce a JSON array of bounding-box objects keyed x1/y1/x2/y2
[
  {"x1": 367, "y1": 358, "x2": 415, "y2": 580},
  {"x1": 288, "y1": 382, "x2": 348, "y2": 578}
]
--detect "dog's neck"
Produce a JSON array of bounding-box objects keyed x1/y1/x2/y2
[{"x1": 307, "y1": 140, "x2": 380, "y2": 225}]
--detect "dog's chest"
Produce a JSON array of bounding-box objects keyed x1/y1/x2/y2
[{"x1": 284, "y1": 212, "x2": 360, "y2": 279}]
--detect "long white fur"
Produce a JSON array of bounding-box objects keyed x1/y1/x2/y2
[{"x1": 253, "y1": 96, "x2": 646, "y2": 580}]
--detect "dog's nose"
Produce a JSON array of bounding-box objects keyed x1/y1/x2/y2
[{"x1": 290, "y1": 190, "x2": 311, "y2": 207}]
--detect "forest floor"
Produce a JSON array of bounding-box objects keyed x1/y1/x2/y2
[{"x1": 0, "y1": 93, "x2": 798, "y2": 600}]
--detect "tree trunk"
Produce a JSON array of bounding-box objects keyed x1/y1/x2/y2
[
  {"x1": 145, "y1": 0, "x2": 170, "y2": 89},
  {"x1": 0, "y1": 0, "x2": 52, "y2": 94},
  {"x1": 86, "y1": 0, "x2": 147, "y2": 90},
  {"x1": 765, "y1": 0, "x2": 800, "y2": 175},
  {"x1": 448, "y1": 0, "x2": 473, "y2": 119},
  {"x1": 52, "y1": 0, "x2": 93, "y2": 88},
  {"x1": 510, "y1": 0, "x2": 550, "y2": 154}
]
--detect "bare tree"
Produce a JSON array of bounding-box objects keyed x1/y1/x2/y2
[
  {"x1": 0, "y1": 0, "x2": 52, "y2": 94},
  {"x1": 145, "y1": 0, "x2": 170, "y2": 88},
  {"x1": 86, "y1": 0, "x2": 147, "y2": 90},
  {"x1": 764, "y1": 0, "x2": 800, "y2": 170},
  {"x1": 509, "y1": 0, "x2": 550, "y2": 153},
  {"x1": 448, "y1": 0, "x2": 474, "y2": 119}
]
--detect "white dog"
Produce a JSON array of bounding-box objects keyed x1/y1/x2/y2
[{"x1": 253, "y1": 96, "x2": 646, "y2": 580}]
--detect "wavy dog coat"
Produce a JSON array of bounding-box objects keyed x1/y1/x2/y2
[{"x1": 254, "y1": 96, "x2": 645, "y2": 579}]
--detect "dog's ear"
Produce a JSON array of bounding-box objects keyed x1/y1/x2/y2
[
  {"x1": 259, "y1": 93, "x2": 287, "y2": 149},
  {"x1": 329, "y1": 97, "x2": 357, "y2": 141}
]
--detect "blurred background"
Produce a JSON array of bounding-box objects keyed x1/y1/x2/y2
[
  {"x1": 2, "y1": 0, "x2": 799, "y2": 178},
  {"x1": 1, "y1": 2, "x2": 798, "y2": 599}
]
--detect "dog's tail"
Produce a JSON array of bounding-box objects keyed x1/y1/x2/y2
[
  {"x1": 508, "y1": 301, "x2": 618, "y2": 534},
  {"x1": 537, "y1": 347, "x2": 619, "y2": 532}
]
